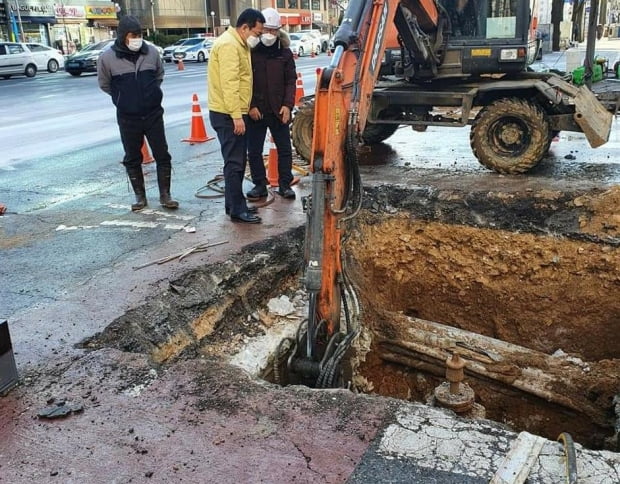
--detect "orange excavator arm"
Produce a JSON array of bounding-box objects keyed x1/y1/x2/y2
[{"x1": 288, "y1": 0, "x2": 440, "y2": 387}]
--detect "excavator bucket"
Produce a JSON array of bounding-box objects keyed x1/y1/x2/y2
[{"x1": 573, "y1": 85, "x2": 613, "y2": 148}]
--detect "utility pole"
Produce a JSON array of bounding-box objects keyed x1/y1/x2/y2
[
  {"x1": 13, "y1": 0, "x2": 25, "y2": 41},
  {"x1": 150, "y1": 0, "x2": 156, "y2": 33},
  {"x1": 204, "y1": 0, "x2": 209, "y2": 34}
]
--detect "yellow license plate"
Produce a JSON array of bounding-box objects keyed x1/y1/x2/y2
[{"x1": 471, "y1": 48, "x2": 492, "y2": 57}]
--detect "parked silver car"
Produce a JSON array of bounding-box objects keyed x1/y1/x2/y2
[{"x1": 0, "y1": 42, "x2": 38, "y2": 79}]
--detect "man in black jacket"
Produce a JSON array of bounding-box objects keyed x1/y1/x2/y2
[
  {"x1": 97, "y1": 15, "x2": 178, "y2": 211},
  {"x1": 246, "y1": 8, "x2": 297, "y2": 200}
]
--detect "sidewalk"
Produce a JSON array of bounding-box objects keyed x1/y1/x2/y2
[{"x1": 535, "y1": 37, "x2": 620, "y2": 73}]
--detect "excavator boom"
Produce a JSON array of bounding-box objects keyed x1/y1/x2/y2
[{"x1": 289, "y1": 0, "x2": 405, "y2": 387}]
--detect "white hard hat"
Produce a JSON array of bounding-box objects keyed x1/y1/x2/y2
[{"x1": 262, "y1": 7, "x2": 281, "y2": 29}]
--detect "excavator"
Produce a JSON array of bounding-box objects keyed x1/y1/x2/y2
[{"x1": 286, "y1": 0, "x2": 614, "y2": 387}]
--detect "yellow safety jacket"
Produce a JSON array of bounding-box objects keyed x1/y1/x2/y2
[{"x1": 208, "y1": 27, "x2": 252, "y2": 119}]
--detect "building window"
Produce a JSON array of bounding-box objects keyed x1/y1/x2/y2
[
  {"x1": 300, "y1": 0, "x2": 309, "y2": 9},
  {"x1": 288, "y1": 0, "x2": 298, "y2": 8},
  {"x1": 277, "y1": 0, "x2": 286, "y2": 8},
  {"x1": 311, "y1": 0, "x2": 320, "y2": 10}
]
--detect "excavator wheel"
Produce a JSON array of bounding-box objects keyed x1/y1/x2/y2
[
  {"x1": 360, "y1": 122, "x2": 400, "y2": 145},
  {"x1": 292, "y1": 100, "x2": 315, "y2": 162},
  {"x1": 470, "y1": 98, "x2": 550, "y2": 174},
  {"x1": 292, "y1": 99, "x2": 400, "y2": 162}
]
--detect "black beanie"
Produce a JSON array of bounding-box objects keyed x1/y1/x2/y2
[{"x1": 117, "y1": 15, "x2": 142, "y2": 42}]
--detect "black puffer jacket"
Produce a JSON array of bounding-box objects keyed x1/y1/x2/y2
[
  {"x1": 97, "y1": 16, "x2": 164, "y2": 117},
  {"x1": 250, "y1": 31, "x2": 296, "y2": 117}
]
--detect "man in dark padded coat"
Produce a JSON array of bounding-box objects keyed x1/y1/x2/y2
[
  {"x1": 97, "y1": 15, "x2": 178, "y2": 211},
  {"x1": 245, "y1": 7, "x2": 297, "y2": 201}
]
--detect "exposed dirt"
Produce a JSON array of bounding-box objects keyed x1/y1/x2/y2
[
  {"x1": 344, "y1": 186, "x2": 620, "y2": 449},
  {"x1": 80, "y1": 228, "x2": 305, "y2": 363}
]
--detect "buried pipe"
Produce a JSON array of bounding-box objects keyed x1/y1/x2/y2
[{"x1": 373, "y1": 312, "x2": 615, "y2": 428}]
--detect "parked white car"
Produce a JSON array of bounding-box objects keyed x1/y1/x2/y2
[
  {"x1": 298, "y1": 29, "x2": 329, "y2": 52},
  {"x1": 25, "y1": 43, "x2": 65, "y2": 73},
  {"x1": 0, "y1": 42, "x2": 38, "y2": 78},
  {"x1": 289, "y1": 33, "x2": 320, "y2": 57}
]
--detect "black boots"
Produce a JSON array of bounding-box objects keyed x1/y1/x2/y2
[
  {"x1": 126, "y1": 164, "x2": 179, "y2": 211},
  {"x1": 156, "y1": 164, "x2": 179, "y2": 209},
  {"x1": 246, "y1": 184, "x2": 268, "y2": 200},
  {"x1": 126, "y1": 166, "x2": 148, "y2": 211}
]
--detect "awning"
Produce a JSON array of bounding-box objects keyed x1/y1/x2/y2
[
  {"x1": 281, "y1": 13, "x2": 300, "y2": 26},
  {"x1": 312, "y1": 21, "x2": 328, "y2": 29},
  {"x1": 23, "y1": 16, "x2": 57, "y2": 25}
]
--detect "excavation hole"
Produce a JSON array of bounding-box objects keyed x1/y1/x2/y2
[
  {"x1": 343, "y1": 197, "x2": 620, "y2": 450},
  {"x1": 80, "y1": 186, "x2": 620, "y2": 451}
]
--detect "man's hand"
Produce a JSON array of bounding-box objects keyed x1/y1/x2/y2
[
  {"x1": 233, "y1": 117, "x2": 245, "y2": 135},
  {"x1": 249, "y1": 107, "x2": 262, "y2": 121},
  {"x1": 279, "y1": 106, "x2": 291, "y2": 124}
]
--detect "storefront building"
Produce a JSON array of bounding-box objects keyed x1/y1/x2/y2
[{"x1": 1, "y1": 0, "x2": 338, "y2": 48}]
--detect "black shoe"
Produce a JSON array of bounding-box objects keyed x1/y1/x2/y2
[
  {"x1": 246, "y1": 185, "x2": 268, "y2": 200},
  {"x1": 277, "y1": 187, "x2": 296, "y2": 199},
  {"x1": 226, "y1": 206, "x2": 258, "y2": 215},
  {"x1": 231, "y1": 212, "x2": 262, "y2": 224}
]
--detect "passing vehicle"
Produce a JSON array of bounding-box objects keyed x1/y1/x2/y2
[
  {"x1": 163, "y1": 37, "x2": 204, "y2": 62},
  {"x1": 25, "y1": 43, "x2": 65, "y2": 73},
  {"x1": 163, "y1": 38, "x2": 188, "y2": 63},
  {"x1": 0, "y1": 42, "x2": 38, "y2": 79},
  {"x1": 289, "y1": 33, "x2": 320, "y2": 57},
  {"x1": 65, "y1": 39, "x2": 113, "y2": 76},
  {"x1": 173, "y1": 39, "x2": 213, "y2": 63},
  {"x1": 65, "y1": 40, "x2": 161, "y2": 76}
]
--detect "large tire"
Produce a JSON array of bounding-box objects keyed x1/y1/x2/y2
[
  {"x1": 361, "y1": 122, "x2": 399, "y2": 145},
  {"x1": 470, "y1": 98, "x2": 550, "y2": 174},
  {"x1": 292, "y1": 100, "x2": 400, "y2": 162},
  {"x1": 292, "y1": 100, "x2": 315, "y2": 162},
  {"x1": 197, "y1": 52, "x2": 205, "y2": 62}
]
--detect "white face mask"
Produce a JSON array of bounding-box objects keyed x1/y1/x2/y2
[
  {"x1": 246, "y1": 35, "x2": 260, "y2": 49},
  {"x1": 261, "y1": 33, "x2": 277, "y2": 47},
  {"x1": 127, "y1": 38, "x2": 143, "y2": 52}
]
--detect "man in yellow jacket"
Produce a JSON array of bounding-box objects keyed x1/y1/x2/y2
[{"x1": 208, "y1": 8, "x2": 265, "y2": 224}]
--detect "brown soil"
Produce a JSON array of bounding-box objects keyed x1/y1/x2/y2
[
  {"x1": 345, "y1": 208, "x2": 620, "y2": 449},
  {"x1": 346, "y1": 214, "x2": 619, "y2": 361}
]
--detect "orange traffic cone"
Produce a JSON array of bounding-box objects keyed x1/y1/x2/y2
[
  {"x1": 177, "y1": 59, "x2": 185, "y2": 71},
  {"x1": 266, "y1": 132, "x2": 279, "y2": 188},
  {"x1": 294, "y1": 73, "x2": 305, "y2": 107},
  {"x1": 0, "y1": 203, "x2": 6, "y2": 216},
  {"x1": 327, "y1": 48, "x2": 332, "y2": 57},
  {"x1": 141, "y1": 138, "x2": 154, "y2": 164},
  {"x1": 266, "y1": 132, "x2": 300, "y2": 188},
  {"x1": 182, "y1": 94, "x2": 214, "y2": 144}
]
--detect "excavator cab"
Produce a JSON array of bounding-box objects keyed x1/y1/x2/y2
[{"x1": 395, "y1": 0, "x2": 540, "y2": 80}]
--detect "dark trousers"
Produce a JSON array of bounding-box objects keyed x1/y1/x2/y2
[
  {"x1": 209, "y1": 111, "x2": 249, "y2": 216},
  {"x1": 117, "y1": 107, "x2": 171, "y2": 172},
  {"x1": 246, "y1": 113, "x2": 293, "y2": 189}
]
